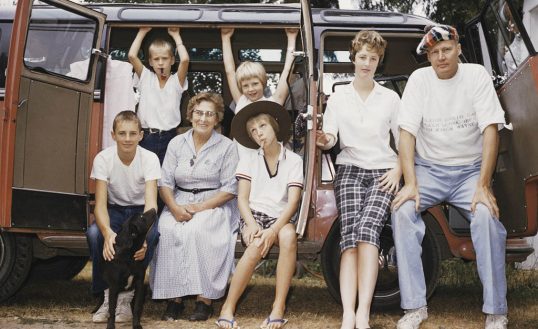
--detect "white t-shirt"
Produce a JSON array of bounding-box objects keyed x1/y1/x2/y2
[
  {"x1": 323, "y1": 81, "x2": 400, "y2": 169},
  {"x1": 234, "y1": 94, "x2": 273, "y2": 114},
  {"x1": 236, "y1": 143, "x2": 303, "y2": 218},
  {"x1": 398, "y1": 64, "x2": 506, "y2": 166},
  {"x1": 137, "y1": 66, "x2": 187, "y2": 130},
  {"x1": 90, "y1": 145, "x2": 161, "y2": 206}
]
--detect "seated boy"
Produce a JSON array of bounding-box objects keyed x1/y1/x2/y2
[
  {"x1": 216, "y1": 101, "x2": 303, "y2": 329},
  {"x1": 128, "y1": 27, "x2": 189, "y2": 164},
  {"x1": 86, "y1": 111, "x2": 161, "y2": 323}
]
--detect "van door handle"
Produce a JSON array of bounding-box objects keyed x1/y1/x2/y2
[
  {"x1": 92, "y1": 48, "x2": 109, "y2": 59},
  {"x1": 17, "y1": 99, "x2": 27, "y2": 110}
]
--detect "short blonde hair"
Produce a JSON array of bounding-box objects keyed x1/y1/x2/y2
[
  {"x1": 246, "y1": 113, "x2": 280, "y2": 141},
  {"x1": 349, "y1": 30, "x2": 387, "y2": 62},
  {"x1": 148, "y1": 38, "x2": 174, "y2": 58},
  {"x1": 186, "y1": 92, "x2": 225, "y2": 124},
  {"x1": 112, "y1": 110, "x2": 141, "y2": 132},
  {"x1": 235, "y1": 61, "x2": 267, "y2": 90}
]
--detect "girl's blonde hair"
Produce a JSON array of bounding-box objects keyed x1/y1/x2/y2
[
  {"x1": 235, "y1": 61, "x2": 267, "y2": 90},
  {"x1": 349, "y1": 30, "x2": 387, "y2": 62}
]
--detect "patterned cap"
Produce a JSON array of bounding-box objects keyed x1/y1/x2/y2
[{"x1": 416, "y1": 25, "x2": 459, "y2": 55}]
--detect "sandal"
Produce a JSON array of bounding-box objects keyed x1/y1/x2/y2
[
  {"x1": 261, "y1": 316, "x2": 288, "y2": 329},
  {"x1": 216, "y1": 317, "x2": 239, "y2": 328}
]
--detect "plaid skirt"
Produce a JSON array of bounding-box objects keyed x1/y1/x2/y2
[
  {"x1": 239, "y1": 209, "x2": 278, "y2": 233},
  {"x1": 334, "y1": 164, "x2": 395, "y2": 251}
]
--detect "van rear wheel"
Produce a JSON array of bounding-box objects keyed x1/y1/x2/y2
[
  {"x1": 320, "y1": 218, "x2": 441, "y2": 310},
  {"x1": 0, "y1": 232, "x2": 33, "y2": 303}
]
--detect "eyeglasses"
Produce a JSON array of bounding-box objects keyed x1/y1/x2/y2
[
  {"x1": 192, "y1": 110, "x2": 217, "y2": 118},
  {"x1": 428, "y1": 46, "x2": 455, "y2": 59}
]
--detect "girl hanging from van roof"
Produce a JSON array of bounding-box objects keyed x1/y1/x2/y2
[{"x1": 221, "y1": 27, "x2": 298, "y2": 159}]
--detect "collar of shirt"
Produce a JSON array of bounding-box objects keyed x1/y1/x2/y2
[
  {"x1": 343, "y1": 79, "x2": 384, "y2": 103},
  {"x1": 257, "y1": 142, "x2": 287, "y2": 161},
  {"x1": 179, "y1": 129, "x2": 222, "y2": 155}
]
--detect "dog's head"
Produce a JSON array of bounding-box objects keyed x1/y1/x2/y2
[
  {"x1": 115, "y1": 208, "x2": 157, "y2": 255},
  {"x1": 129, "y1": 208, "x2": 157, "y2": 238}
]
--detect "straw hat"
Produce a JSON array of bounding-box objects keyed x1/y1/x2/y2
[{"x1": 230, "y1": 101, "x2": 291, "y2": 149}]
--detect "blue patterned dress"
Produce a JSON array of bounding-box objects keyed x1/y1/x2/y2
[{"x1": 150, "y1": 129, "x2": 239, "y2": 299}]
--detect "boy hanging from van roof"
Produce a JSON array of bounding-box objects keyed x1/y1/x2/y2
[
  {"x1": 128, "y1": 27, "x2": 190, "y2": 164},
  {"x1": 221, "y1": 27, "x2": 298, "y2": 159}
]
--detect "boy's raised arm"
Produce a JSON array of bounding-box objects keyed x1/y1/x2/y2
[
  {"x1": 168, "y1": 27, "x2": 190, "y2": 88},
  {"x1": 221, "y1": 28, "x2": 242, "y2": 103},
  {"x1": 273, "y1": 28, "x2": 299, "y2": 105},
  {"x1": 128, "y1": 27, "x2": 151, "y2": 78}
]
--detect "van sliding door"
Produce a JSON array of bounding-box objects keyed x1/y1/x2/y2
[
  {"x1": 2, "y1": 0, "x2": 105, "y2": 231},
  {"x1": 464, "y1": 0, "x2": 537, "y2": 236}
]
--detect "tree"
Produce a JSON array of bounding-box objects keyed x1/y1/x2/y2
[{"x1": 352, "y1": 0, "x2": 485, "y2": 27}]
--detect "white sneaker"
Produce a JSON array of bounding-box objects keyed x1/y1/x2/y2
[
  {"x1": 92, "y1": 289, "x2": 109, "y2": 323},
  {"x1": 397, "y1": 306, "x2": 428, "y2": 329},
  {"x1": 115, "y1": 290, "x2": 134, "y2": 323},
  {"x1": 485, "y1": 314, "x2": 508, "y2": 329}
]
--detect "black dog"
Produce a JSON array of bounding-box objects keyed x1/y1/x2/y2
[{"x1": 102, "y1": 208, "x2": 157, "y2": 329}]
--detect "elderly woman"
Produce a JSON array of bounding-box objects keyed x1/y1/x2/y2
[{"x1": 150, "y1": 92, "x2": 239, "y2": 322}]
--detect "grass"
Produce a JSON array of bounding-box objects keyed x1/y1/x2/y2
[{"x1": 0, "y1": 260, "x2": 536, "y2": 328}]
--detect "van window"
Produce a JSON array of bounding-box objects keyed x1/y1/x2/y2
[
  {"x1": 472, "y1": 0, "x2": 531, "y2": 82},
  {"x1": 0, "y1": 22, "x2": 12, "y2": 89},
  {"x1": 23, "y1": 10, "x2": 98, "y2": 81},
  {"x1": 188, "y1": 71, "x2": 223, "y2": 94}
]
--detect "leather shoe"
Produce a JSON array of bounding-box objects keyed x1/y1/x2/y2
[
  {"x1": 161, "y1": 300, "x2": 185, "y2": 321},
  {"x1": 189, "y1": 300, "x2": 213, "y2": 321}
]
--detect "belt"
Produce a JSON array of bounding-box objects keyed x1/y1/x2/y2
[
  {"x1": 176, "y1": 186, "x2": 218, "y2": 194},
  {"x1": 142, "y1": 127, "x2": 175, "y2": 135}
]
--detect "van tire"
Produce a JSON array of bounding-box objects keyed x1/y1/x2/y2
[
  {"x1": 0, "y1": 232, "x2": 33, "y2": 303},
  {"x1": 320, "y1": 217, "x2": 441, "y2": 310},
  {"x1": 29, "y1": 256, "x2": 88, "y2": 281}
]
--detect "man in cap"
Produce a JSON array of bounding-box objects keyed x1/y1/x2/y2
[{"x1": 391, "y1": 25, "x2": 508, "y2": 329}]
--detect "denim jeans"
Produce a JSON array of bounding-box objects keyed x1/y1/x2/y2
[
  {"x1": 391, "y1": 156, "x2": 507, "y2": 314},
  {"x1": 139, "y1": 129, "x2": 176, "y2": 165},
  {"x1": 86, "y1": 205, "x2": 160, "y2": 294}
]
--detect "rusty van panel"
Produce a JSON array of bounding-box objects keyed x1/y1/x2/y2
[
  {"x1": 13, "y1": 77, "x2": 30, "y2": 187},
  {"x1": 16, "y1": 79, "x2": 80, "y2": 193},
  {"x1": 75, "y1": 92, "x2": 92, "y2": 194},
  {"x1": 494, "y1": 55, "x2": 538, "y2": 235}
]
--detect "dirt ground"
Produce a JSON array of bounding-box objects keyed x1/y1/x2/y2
[{"x1": 0, "y1": 262, "x2": 537, "y2": 329}]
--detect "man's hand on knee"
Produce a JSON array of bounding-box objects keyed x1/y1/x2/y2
[
  {"x1": 471, "y1": 185, "x2": 499, "y2": 219},
  {"x1": 392, "y1": 183, "x2": 420, "y2": 212}
]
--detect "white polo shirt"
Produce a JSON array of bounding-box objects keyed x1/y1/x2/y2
[
  {"x1": 323, "y1": 80, "x2": 400, "y2": 169},
  {"x1": 398, "y1": 64, "x2": 506, "y2": 166},
  {"x1": 236, "y1": 144, "x2": 303, "y2": 218},
  {"x1": 137, "y1": 66, "x2": 187, "y2": 130},
  {"x1": 91, "y1": 145, "x2": 161, "y2": 206}
]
